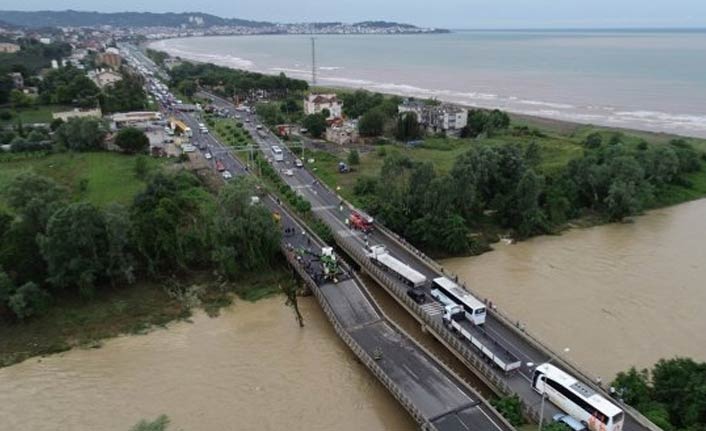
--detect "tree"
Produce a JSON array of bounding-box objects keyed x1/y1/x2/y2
[
  {"x1": 395, "y1": 112, "x2": 421, "y2": 142},
  {"x1": 53, "y1": 117, "x2": 107, "y2": 151},
  {"x1": 358, "y1": 108, "x2": 385, "y2": 137},
  {"x1": 9, "y1": 89, "x2": 32, "y2": 108},
  {"x1": 605, "y1": 180, "x2": 641, "y2": 221},
  {"x1": 39, "y1": 65, "x2": 100, "y2": 107},
  {"x1": 7, "y1": 282, "x2": 51, "y2": 320},
  {"x1": 49, "y1": 117, "x2": 64, "y2": 132},
  {"x1": 39, "y1": 202, "x2": 110, "y2": 296},
  {"x1": 212, "y1": 178, "x2": 281, "y2": 278},
  {"x1": 100, "y1": 75, "x2": 148, "y2": 114},
  {"x1": 103, "y1": 203, "x2": 135, "y2": 286},
  {"x1": 115, "y1": 127, "x2": 149, "y2": 154},
  {"x1": 177, "y1": 79, "x2": 197, "y2": 98},
  {"x1": 584, "y1": 132, "x2": 603, "y2": 149},
  {"x1": 302, "y1": 113, "x2": 327, "y2": 138},
  {"x1": 491, "y1": 394, "x2": 525, "y2": 426},
  {"x1": 612, "y1": 367, "x2": 652, "y2": 407},
  {"x1": 130, "y1": 415, "x2": 171, "y2": 431},
  {"x1": 347, "y1": 149, "x2": 360, "y2": 166}
]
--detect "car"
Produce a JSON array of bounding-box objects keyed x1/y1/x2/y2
[
  {"x1": 204, "y1": 152, "x2": 213, "y2": 160},
  {"x1": 222, "y1": 170, "x2": 233, "y2": 180},
  {"x1": 182, "y1": 144, "x2": 196, "y2": 153},
  {"x1": 294, "y1": 159, "x2": 304, "y2": 168},
  {"x1": 245, "y1": 119, "x2": 250, "y2": 123},
  {"x1": 406, "y1": 288, "x2": 426, "y2": 304},
  {"x1": 552, "y1": 414, "x2": 587, "y2": 431},
  {"x1": 284, "y1": 169, "x2": 294, "y2": 177}
]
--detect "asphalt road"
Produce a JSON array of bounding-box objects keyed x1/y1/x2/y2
[{"x1": 203, "y1": 91, "x2": 649, "y2": 431}]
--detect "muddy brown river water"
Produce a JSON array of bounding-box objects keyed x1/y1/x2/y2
[
  {"x1": 443, "y1": 199, "x2": 706, "y2": 381},
  {"x1": 0, "y1": 297, "x2": 414, "y2": 431}
]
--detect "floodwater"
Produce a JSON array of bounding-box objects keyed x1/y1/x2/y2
[
  {"x1": 0, "y1": 297, "x2": 414, "y2": 431},
  {"x1": 443, "y1": 199, "x2": 706, "y2": 381}
]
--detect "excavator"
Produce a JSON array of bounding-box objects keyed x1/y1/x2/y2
[{"x1": 294, "y1": 246, "x2": 343, "y2": 284}]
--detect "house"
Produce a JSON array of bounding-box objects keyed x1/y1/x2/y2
[
  {"x1": 89, "y1": 70, "x2": 123, "y2": 89},
  {"x1": 52, "y1": 108, "x2": 102, "y2": 122},
  {"x1": 112, "y1": 111, "x2": 162, "y2": 128},
  {"x1": 326, "y1": 119, "x2": 359, "y2": 145},
  {"x1": 0, "y1": 42, "x2": 20, "y2": 53},
  {"x1": 398, "y1": 99, "x2": 467, "y2": 133},
  {"x1": 304, "y1": 93, "x2": 342, "y2": 119}
]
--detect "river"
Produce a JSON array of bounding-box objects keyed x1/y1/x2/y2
[
  {"x1": 0, "y1": 296, "x2": 414, "y2": 431},
  {"x1": 443, "y1": 199, "x2": 706, "y2": 381}
]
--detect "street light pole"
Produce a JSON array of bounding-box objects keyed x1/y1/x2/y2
[{"x1": 529, "y1": 346, "x2": 570, "y2": 431}]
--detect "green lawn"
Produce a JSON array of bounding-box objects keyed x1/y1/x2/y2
[
  {"x1": 0, "y1": 152, "x2": 165, "y2": 207},
  {"x1": 0, "y1": 104, "x2": 75, "y2": 125}
]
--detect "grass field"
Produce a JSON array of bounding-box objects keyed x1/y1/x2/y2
[
  {"x1": 0, "y1": 104, "x2": 75, "y2": 126},
  {"x1": 0, "y1": 152, "x2": 165, "y2": 207}
]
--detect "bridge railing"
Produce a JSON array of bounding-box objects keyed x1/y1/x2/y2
[
  {"x1": 282, "y1": 248, "x2": 437, "y2": 431},
  {"x1": 369, "y1": 220, "x2": 663, "y2": 431}
]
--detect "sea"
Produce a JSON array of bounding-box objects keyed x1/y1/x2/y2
[{"x1": 150, "y1": 30, "x2": 706, "y2": 137}]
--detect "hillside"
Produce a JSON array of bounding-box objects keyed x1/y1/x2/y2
[{"x1": 0, "y1": 10, "x2": 271, "y2": 29}]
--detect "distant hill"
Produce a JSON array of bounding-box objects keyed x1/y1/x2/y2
[
  {"x1": 0, "y1": 10, "x2": 272, "y2": 29},
  {"x1": 0, "y1": 11, "x2": 446, "y2": 33}
]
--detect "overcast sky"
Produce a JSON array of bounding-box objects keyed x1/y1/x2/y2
[{"x1": 5, "y1": 0, "x2": 706, "y2": 29}]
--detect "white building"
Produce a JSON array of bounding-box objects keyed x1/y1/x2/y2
[
  {"x1": 304, "y1": 94, "x2": 342, "y2": 119},
  {"x1": 398, "y1": 99, "x2": 467, "y2": 133}
]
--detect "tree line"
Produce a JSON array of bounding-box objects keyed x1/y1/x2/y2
[
  {"x1": 611, "y1": 358, "x2": 706, "y2": 431},
  {"x1": 353, "y1": 136, "x2": 704, "y2": 255},
  {"x1": 0, "y1": 171, "x2": 281, "y2": 321},
  {"x1": 169, "y1": 62, "x2": 309, "y2": 101}
]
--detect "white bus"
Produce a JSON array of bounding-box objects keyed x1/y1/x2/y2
[
  {"x1": 432, "y1": 277, "x2": 486, "y2": 325},
  {"x1": 271, "y1": 146, "x2": 284, "y2": 162},
  {"x1": 533, "y1": 363, "x2": 624, "y2": 431}
]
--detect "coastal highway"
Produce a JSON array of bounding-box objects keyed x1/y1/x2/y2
[
  {"x1": 204, "y1": 91, "x2": 653, "y2": 431},
  {"x1": 159, "y1": 101, "x2": 515, "y2": 431}
]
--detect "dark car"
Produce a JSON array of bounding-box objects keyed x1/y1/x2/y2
[{"x1": 407, "y1": 288, "x2": 426, "y2": 304}]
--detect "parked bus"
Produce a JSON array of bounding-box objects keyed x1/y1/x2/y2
[
  {"x1": 271, "y1": 145, "x2": 284, "y2": 162},
  {"x1": 432, "y1": 277, "x2": 486, "y2": 325},
  {"x1": 533, "y1": 363, "x2": 624, "y2": 431}
]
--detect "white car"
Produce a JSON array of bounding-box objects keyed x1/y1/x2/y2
[
  {"x1": 182, "y1": 144, "x2": 196, "y2": 153},
  {"x1": 294, "y1": 159, "x2": 303, "y2": 168},
  {"x1": 222, "y1": 170, "x2": 233, "y2": 180},
  {"x1": 204, "y1": 152, "x2": 213, "y2": 160},
  {"x1": 284, "y1": 169, "x2": 294, "y2": 177}
]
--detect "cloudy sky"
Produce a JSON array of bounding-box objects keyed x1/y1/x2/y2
[{"x1": 5, "y1": 0, "x2": 706, "y2": 29}]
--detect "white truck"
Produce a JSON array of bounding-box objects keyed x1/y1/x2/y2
[
  {"x1": 442, "y1": 305, "x2": 521, "y2": 372},
  {"x1": 366, "y1": 245, "x2": 427, "y2": 288}
]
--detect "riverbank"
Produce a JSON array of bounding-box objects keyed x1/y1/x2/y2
[
  {"x1": 0, "y1": 295, "x2": 414, "y2": 431},
  {"x1": 0, "y1": 267, "x2": 296, "y2": 368}
]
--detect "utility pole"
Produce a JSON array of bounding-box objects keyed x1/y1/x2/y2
[{"x1": 311, "y1": 37, "x2": 317, "y2": 86}]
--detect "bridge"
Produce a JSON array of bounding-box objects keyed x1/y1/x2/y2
[
  {"x1": 171, "y1": 106, "x2": 515, "y2": 431},
  {"x1": 201, "y1": 92, "x2": 662, "y2": 431}
]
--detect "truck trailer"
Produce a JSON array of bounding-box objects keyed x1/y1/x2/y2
[{"x1": 366, "y1": 245, "x2": 427, "y2": 288}]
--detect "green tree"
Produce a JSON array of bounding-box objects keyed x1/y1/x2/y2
[
  {"x1": 177, "y1": 79, "x2": 197, "y2": 98},
  {"x1": 491, "y1": 394, "x2": 525, "y2": 426},
  {"x1": 212, "y1": 178, "x2": 281, "y2": 278},
  {"x1": 39, "y1": 202, "x2": 110, "y2": 296},
  {"x1": 130, "y1": 415, "x2": 171, "y2": 431},
  {"x1": 100, "y1": 75, "x2": 148, "y2": 114},
  {"x1": 7, "y1": 282, "x2": 51, "y2": 320},
  {"x1": 584, "y1": 132, "x2": 603, "y2": 149},
  {"x1": 358, "y1": 108, "x2": 385, "y2": 137},
  {"x1": 347, "y1": 149, "x2": 360, "y2": 166},
  {"x1": 605, "y1": 180, "x2": 641, "y2": 221},
  {"x1": 115, "y1": 127, "x2": 149, "y2": 154},
  {"x1": 103, "y1": 203, "x2": 135, "y2": 286},
  {"x1": 302, "y1": 113, "x2": 327, "y2": 138},
  {"x1": 9, "y1": 89, "x2": 31, "y2": 108},
  {"x1": 395, "y1": 112, "x2": 421, "y2": 142},
  {"x1": 53, "y1": 117, "x2": 107, "y2": 151},
  {"x1": 612, "y1": 367, "x2": 652, "y2": 407}
]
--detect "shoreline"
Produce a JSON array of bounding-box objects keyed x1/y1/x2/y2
[{"x1": 147, "y1": 35, "x2": 706, "y2": 140}]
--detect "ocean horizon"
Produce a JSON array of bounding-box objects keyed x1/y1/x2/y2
[{"x1": 151, "y1": 30, "x2": 706, "y2": 137}]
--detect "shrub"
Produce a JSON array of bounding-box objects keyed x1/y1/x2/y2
[{"x1": 8, "y1": 282, "x2": 51, "y2": 320}]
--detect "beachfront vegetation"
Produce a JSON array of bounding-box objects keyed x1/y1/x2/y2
[
  {"x1": 612, "y1": 358, "x2": 706, "y2": 431},
  {"x1": 169, "y1": 62, "x2": 308, "y2": 100}
]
